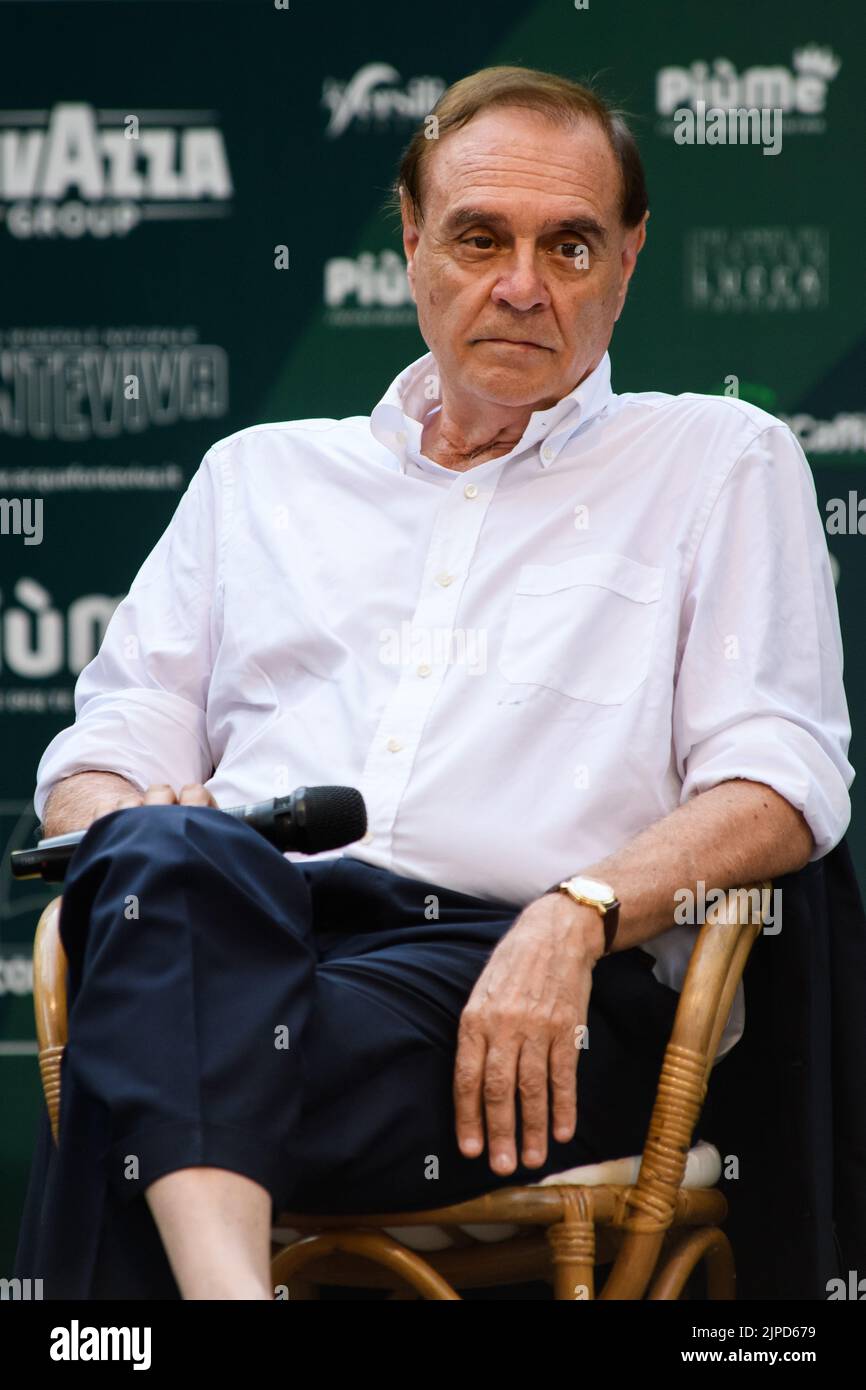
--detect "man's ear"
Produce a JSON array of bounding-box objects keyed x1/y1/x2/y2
[
  {"x1": 634, "y1": 209, "x2": 649, "y2": 257},
  {"x1": 613, "y1": 210, "x2": 649, "y2": 323},
  {"x1": 401, "y1": 188, "x2": 421, "y2": 299}
]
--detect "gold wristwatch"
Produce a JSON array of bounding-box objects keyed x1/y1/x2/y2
[{"x1": 548, "y1": 875, "x2": 621, "y2": 955}]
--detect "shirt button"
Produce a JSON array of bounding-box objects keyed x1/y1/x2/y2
[
  {"x1": 417, "y1": 663, "x2": 432, "y2": 677},
  {"x1": 386, "y1": 737, "x2": 403, "y2": 752},
  {"x1": 542, "y1": 445, "x2": 555, "y2": 462},
  {"x1": 463, "y1": 482, "x2": 478, "y2": 499},
  {"x1": 396, "y1": 431, "x2": 407, "y2": 447},
  {"x1": 436, "y1": 573, "x2": 455, "y2": 587}
]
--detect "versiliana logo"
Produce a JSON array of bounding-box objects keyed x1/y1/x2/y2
[
  {"x1": 656, "y1": 46, "x2": 841, "y2": 134},
  {"x1": 0, "y1": 102, "x2": 233, "y2": 239},
  {"x1": 322, "y1": 63, "x2": 446, "y2": 138}
]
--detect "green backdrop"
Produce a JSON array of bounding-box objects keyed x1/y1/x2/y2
[{"x1": 1, "y1": 0, "x2": 864, "y2": 1272}]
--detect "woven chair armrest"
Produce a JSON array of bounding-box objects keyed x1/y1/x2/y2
[
  {"x1": 600, "y1": 879, "x2": 771, "y2": 1298},
  {"x1": 32, "y1": 895, "x2": 67, "y2": 1146}
]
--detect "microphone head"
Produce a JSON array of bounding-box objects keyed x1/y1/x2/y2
[{"x1": 297, "y1": 785, "x2": 367, "y2": 853}]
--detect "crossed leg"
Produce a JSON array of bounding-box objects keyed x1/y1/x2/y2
[
  {"x1": 32, "y1": 805, "x2": 677, "y2": 1299},
  {"x1": 145, "y1": 1168, "x2": 273, "y2": 1299}
]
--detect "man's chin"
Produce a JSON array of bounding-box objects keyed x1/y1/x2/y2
[{"x1": 464, "y1": 362, "x2": 560, "y2": 408}]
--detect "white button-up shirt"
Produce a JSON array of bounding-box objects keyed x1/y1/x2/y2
[{"x1": 35, "y1": 349, "x2": 854, "y2": 1061}]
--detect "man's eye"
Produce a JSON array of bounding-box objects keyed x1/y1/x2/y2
[
  {"x1": 555, "y1": 242, "x2": 583, "y2": 258},
  {"x1": 461, "y1": 236, "x2": 495, "y2": 249}
]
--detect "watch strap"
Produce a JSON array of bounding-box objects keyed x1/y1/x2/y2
[{"x1": 543, "y1": 881, "x2": 620, "y2": 955}]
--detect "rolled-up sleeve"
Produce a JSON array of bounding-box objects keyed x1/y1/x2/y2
[
  {"x1": 33, "y1": 449, "x2": 223, "y2": 824},
  {"x1": 673, "y1": 422, "x2": 853, "y2": 861}
]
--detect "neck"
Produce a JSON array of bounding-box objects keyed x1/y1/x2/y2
[
  {"x1": 418, "y1": 354, "x2": 603, "y2": 473},
  {"x1": 420, "y1": 392, "x2": 536, "y2": 473}
]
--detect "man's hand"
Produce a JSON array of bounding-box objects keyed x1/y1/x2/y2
[
  {"x1": 89, "y1": 782, "x2": 219, "y2": 824},
  {"x1": 41, "y1": 772, "x2": 219, "y2": 838},
  {"x1": 453, "y1": 893, "x2": 606, "y2": 1176}
]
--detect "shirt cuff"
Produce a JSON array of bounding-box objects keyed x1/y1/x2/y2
[
  {"x1": 34, "y1": 692, "x2": 212, "y2": 824},
  {"x1": 679, "y1": 713, "x2": 852, "y2": 861}
]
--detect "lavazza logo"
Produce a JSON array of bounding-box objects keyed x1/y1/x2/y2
[
  {"x1": 0, "y1": 102, "x2": 233, "y2": 239},
  {"x1": 656, "y1": 45, "x2": 841, "y2": 136},
  {"x1": 322, "y1": 63, "x2": 445, "y2": 137}
]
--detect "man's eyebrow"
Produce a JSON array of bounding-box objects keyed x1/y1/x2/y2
[{"x1": 442, "y1": 207, "x2": 608, "y2": 244}]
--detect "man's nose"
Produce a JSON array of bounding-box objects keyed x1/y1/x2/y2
[{"x1": 490, "y1": 250, "x2": 551, "y2": 312}]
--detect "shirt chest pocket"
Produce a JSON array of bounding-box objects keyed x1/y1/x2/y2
[{"x1": 497, "y1": 552, "x2": 665, "y2": 706}]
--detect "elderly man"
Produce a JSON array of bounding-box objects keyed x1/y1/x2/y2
[{"x1": 16, "y1": 65, "x2": 852, "y2": 1300}]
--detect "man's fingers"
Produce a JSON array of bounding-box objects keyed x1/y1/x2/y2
[
  {"x1": 516, "y1": 1038, "x2": 550, "y2": 1168},
  {"x1": 84, "y1": 781, "x2": 215, "y2": 831},
  {"x1": 87, "y1": 793, "x2": 144, "y2": 826},
  {"x1": 482, "y1": 1042, "x2": 520, "y2": 1175},
  {"x1": 142, "y1": 784, "x2": 178, "y2": 805},
  {"x1": 178, "y1": 783, "x2": 218, "y2": 807},
  {"x1": 453, "y1": 1024, "x2": 487, "y2": 1158},
  {"x1": 549, "y1": 1032, "x2": 579, "y2": 1145},
  {"x1": 138, "y1": 782, "x2": 217, "y2": 807}
]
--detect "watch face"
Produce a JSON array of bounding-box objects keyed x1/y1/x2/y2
[{"x1": 568, "y1": 875, "x2": 615, "y2": 902}]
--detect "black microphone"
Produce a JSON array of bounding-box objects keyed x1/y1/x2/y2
[{"x1": 10, "y1": 785, "x2": 367, "y2": 882}]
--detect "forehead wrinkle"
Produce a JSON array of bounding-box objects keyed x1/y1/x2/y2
[
  {"x1": 434, "y1": 149, "x2": 619, "y2": 213},
  {"x1": 447, "y1": 146, "x2": 610, "y2": 186},
  {"x1": 447, "y1": 171, "x2": 609, "y2": 203},
  {"x1": 441, "y1": 173, "x2": 611, "y2": 228},
  {"x1": 443, "y1": 206, "x2": 608, "y2": 243},
  {"x1": 455, "y1": 139, "x2": 585, "y2": 168},
  {"x1": 444, "y1": 126, "x2": 616, "y2": 169}
]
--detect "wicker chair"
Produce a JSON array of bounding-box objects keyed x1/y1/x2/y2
[{"x1": 32, "y1": 879, "x2": 771, "y2": 1300}]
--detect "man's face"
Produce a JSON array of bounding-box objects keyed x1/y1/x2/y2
[{"x1": 402, "y1": 106, "x2": 647, "y2": 410}]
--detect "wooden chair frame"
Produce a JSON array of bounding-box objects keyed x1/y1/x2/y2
[{"x1": 32, "y1": 879, "x2": 771, "y2": 1300}]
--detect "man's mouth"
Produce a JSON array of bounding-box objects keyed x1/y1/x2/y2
[{"x1": 476, "y1": 338, "x2": 551, "y2": 350}]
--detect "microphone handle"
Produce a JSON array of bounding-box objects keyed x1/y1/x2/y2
[
  {"x1": 220, "y1": 792, "x2": 305, "y2": 849},
  {"x1": 11, "y1": 791, "x2": 309, "y2": 879}
]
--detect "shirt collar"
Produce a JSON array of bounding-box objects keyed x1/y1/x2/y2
[{"x1": 370, "y1": 348, "x2": 614, "y2": 475}]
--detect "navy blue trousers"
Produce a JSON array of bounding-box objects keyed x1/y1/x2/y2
[{"x1": 15, "y1": 804, "x2": 682, "y2": 1299}]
